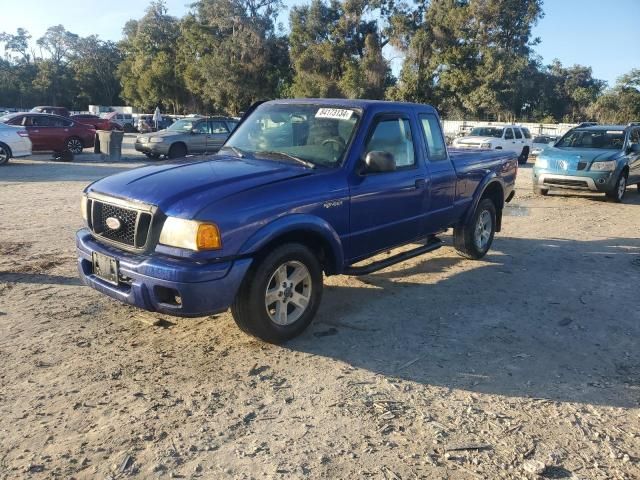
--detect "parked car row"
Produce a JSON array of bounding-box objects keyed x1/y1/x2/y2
[{"x1": 452, "y1": 125, "x2": 533, "y2": 164}]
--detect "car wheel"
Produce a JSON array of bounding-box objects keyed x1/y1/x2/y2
[
  {"x1": 636, "y1": 183, "x2": 640, "y2": 193},
  {"x1": 518, "y1": 147, "x2": 529, "y2": 165},
  {"x1": 168, "y1": 143, "x2": 187, "y2": 159},
  {"x1": 453, "y1": 198, "x2": 497, "y2": 260},
  {"x1": 533, "y1": 186, "x2": 549, "y2": 196},
  {"x1": 65, "y1": 137, "x2": 84, "y2": 154},
  {"x1": 0, "y1": 143, "x2": 11, "y2": 166},
  {"x1": 606, "y1": 172, "x2": 627, "y2": 203},
  {"x1": 231, "y1": 243, "x2": 323, "y2": 343}
]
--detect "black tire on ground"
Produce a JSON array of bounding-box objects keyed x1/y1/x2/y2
[
  {"x1": 605, "y1": 171, "x2": 627, "y2": 203},
  {"x1": 533, "y1": 186, "x2": 549, "y2": 196},
  {"x1": 518, "y1": 147, "x2": 529, "y2": 165},
  {"x1": 0, "y1": 143, "x2": 10, "y2": 166},
  {"x1": 65, "y1": 136, "x2": 84, "y2": 154},
  {"x1": 453, "y1": 198, "x2": 497, "y2": 260},
  {"x1": 636, "y1": 183, "x2": 640, "y2": 193},
  {"x1": 168, "y1": 143, "x2": 187, "y2": 159},
  {"x1": 231, "y1": 243, "x2": 323, "y2": 343}
]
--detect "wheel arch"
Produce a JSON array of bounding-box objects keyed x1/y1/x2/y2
[
  {"x1": 465, "y1": 177, "x2": 505, "y2": 232},
  {"x1": 238, "y1": 215, "x2": 344, "y2": 275},
  {"x1": 0, "y1": 141, "x2": 13, "y2": 158}
]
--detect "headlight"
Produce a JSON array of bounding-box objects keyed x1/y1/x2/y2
[
  {"x1": 535, "y1": 157, "x2": 548, "y2": 169},
  {"x1": 81, "y1": 195, "x2": 88, "y2": 222},
  {"x1": 590, "y1": 161, "x2": 616, "y2": 171},
  {"x1": 159, "y1": 217, "x2": 222, "y2": 251},
  {"x1": 480, "y1": 142, "x2": 491, "y2": 148},
  {"x1": 149, "y1": 137, "x2": 164, "y2": 143}
]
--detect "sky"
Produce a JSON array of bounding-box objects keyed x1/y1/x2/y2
[{"x1": 2, "y1": 0, "x2": 639, "y2": 88}]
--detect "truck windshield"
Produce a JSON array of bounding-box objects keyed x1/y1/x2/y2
[
  {"x1": 224, "y1": 104, "x2": 360, "y2": 167},
  {"x1": 469, "y1": 127, "x2": 503, "y2": 138},
  {"x1": 556, "y1": 129, "x2": 625, "y2": 149}
]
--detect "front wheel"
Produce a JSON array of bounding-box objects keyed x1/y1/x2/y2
[
  {"x1": 65, "y1": 137, "x2": 84, "y2": 154},
  {"x1": 0, "y1": 144, "x2": 10, "y2": 166},
  {"x1": 231, "y1": 243, "x2": 323, "y2": 343},
  {"x1": 168, "y1": 143, "x2": 187, "y2": 159},
  {"x1": 454, "y1": 198, "x2": 497, "y2": 260},
  {"x1": 606, "y1": 172, "x2": 627, "y2": 203}
]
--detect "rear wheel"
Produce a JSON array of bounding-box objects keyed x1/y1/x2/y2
[
  {"x1": 231, "y1": 243, "x2": 323, "y2": 343},
  {"x1": 0, "y1": 143, "x2": 10, "y2": 166},
  {"x1": 168, "y1": 143, "x2": 187, "y2": 159},
  {"x1": 454, "y1": 198, "x2": 497, "y2": 260},
  {"x1": 606, "y1": 172, "x2": 627, "y2": 203},
  {"x1": 65, "y1": 137, "x2": 84, "y2": 154}
]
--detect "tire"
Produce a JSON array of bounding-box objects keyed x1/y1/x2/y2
[
  {"x1": 0, "y1": 143, "x2": 11, "y2": 166},
  {"x1": 518, "y1": 147, "x2": 529, "y2": 165},
  {"x1": 231, "y1": 243, "x2": 323, "y2": 343},
  {"x1": 168, "y1": 143, "x2": 187, "y2": 159},
  {"x1": 454, "y1": 198, "x2": 497, "y2": 260},
  {"x1": 65, "y1": 137, "x2": 84, "y2": 154},
  {"x1": 636, "y1": 183, "x2": 639, "y2": 193},
  {"x1": 533, "y1": 186, "x2": 549, "y2": 196},
  {"x1": 606, "y1": 172, "x2": 627, "y2": 203}
]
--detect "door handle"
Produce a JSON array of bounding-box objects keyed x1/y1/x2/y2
[{"x1": 415, "y1": 178, "x2": 427, "y2": 189}]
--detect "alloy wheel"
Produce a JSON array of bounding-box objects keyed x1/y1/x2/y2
[
  {"x1": 474, "y1": 210, "x2": 492, "y2": 250},
  {"x1": 67, "y1": 138, "x2": 83, "y2": 154},
  {"x1": 265, "y1": 261, "x2": 312, "y2": 326}
]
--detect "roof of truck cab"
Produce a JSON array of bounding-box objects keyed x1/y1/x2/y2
[{"x1": 264, "y1": 98, "x2": 438, "y2": 114}]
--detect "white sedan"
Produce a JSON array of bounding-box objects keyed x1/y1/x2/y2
[{"x1": 0, "y1": 122, "x2": 32, "y2": 165}]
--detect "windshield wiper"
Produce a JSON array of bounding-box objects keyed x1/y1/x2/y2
[
  {"x1": 220, "y1": 145, "x2": 249, "y2": 158},
  {"x1": 255, "y1": 151, "x2": 316, "y2": 169}
]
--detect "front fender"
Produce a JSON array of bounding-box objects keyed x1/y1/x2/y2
[{"x1": 237, "y1": 214, "x2": 345, "y2": 273}]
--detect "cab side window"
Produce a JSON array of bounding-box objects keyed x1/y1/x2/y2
[
  {"x1": 32, "y1": 116, "x2": 51, "y2": 127},
  {"x1": 514, "y1": 128, "x2": 522, "y2": 139},
  {"x1": 504, "y1": 128, "x2": 514, "y2": 140},
  {"x1": 365, "y1": 117, "x2": 415, "y2": 169},
  {"x1": 193, "y1": 122, "x2": 209, "y2": 134},
  {"x1": 419, "y1": 114, "x2": 447, "y2": 161}
]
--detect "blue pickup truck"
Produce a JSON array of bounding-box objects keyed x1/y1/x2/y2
[{"x1": 77, "y1": 99, "x2": 517, "y2": 342}]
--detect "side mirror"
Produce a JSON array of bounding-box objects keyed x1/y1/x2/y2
[
  {"x1": 627, "y1": 143, "x2": 640, "y2": 153},
  {"x1": 363, "y1": 151, "x2": 396, "y2": 173}
]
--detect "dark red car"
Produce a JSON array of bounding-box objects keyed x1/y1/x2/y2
[
  {"x1": 31, "y1": 106, "x2": 70, "y2": 117},
  {"x1": 3, "y1": 113, "x2": 95, "y2": 154},
  {"x1": 70, "y1": 114, "x2": 123, "y2": 131}
]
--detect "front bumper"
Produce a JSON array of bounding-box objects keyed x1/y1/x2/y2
[
  {"x1": 76, "y1": 229, "x2": 252, "y2": 317},
  {"x1": 533, "y1": 168, "x2": 616, "y2": 192},
  {"x1": 135, "y1": 141, "x2": 169, "y2": 156}
]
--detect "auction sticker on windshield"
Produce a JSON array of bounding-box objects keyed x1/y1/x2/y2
[{"x1": 315, "y1": 108, "x2": 354, "y2": 120}]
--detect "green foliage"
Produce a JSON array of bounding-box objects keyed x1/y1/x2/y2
[
  {"x1": 588, "y1": 69, "x2": 640, "y2": 124},
  {"x1": 288, "y1": 0, "x2": 393, "y2": 99},
  {"x1": 178, "y1": 0, "x2": 290, "y2": 115}
]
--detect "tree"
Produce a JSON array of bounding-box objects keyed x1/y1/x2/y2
[
  {"x1": 178, "y1": 0, "x2": 290, "y2": 115},
  {"x1": 71, "y1": 37, "x2": 122, "y2": 106},
  {"x1": 588, "y1": 69, "x2": 640, "y2": 124},
  {"x1": 118, "y1": 1, "x2": 188, "y2": 113},
  {"x1": 288, "y1": 0, "x2": 393, "y2": 99}
]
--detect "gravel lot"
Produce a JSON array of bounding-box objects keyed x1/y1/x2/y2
[{"x1": 1, "y1": 147, "x2": 639, "y2": 479}]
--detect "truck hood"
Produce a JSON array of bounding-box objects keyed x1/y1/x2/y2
[
  {"x1": 86, "y1": 155, "x2": 313, "y2": 217},
  {"x1": 539, "y1": 147, "x2": 618, "y2": 164}
]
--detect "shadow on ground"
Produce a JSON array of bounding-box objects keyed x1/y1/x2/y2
[{"x1": 288, "y1": 235, "x2": 640, "y2": 408}]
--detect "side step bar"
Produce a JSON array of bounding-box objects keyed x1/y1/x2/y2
[{"x1": 343, "y1": 237, "x2": 443, "y2": 276}]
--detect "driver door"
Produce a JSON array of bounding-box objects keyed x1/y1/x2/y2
[
  {"x1": 189, "y1": 121, "x2": 210, "y2": 153},
  {"x1": 206, "y1": 120, "x2": 230, "y2": 153},
  {"x1": 347, "y1": 115, "x2": 428, "y2": 261}
]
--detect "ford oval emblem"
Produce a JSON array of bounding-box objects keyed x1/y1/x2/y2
[{"x1": 105, "y1": 217, "x2": 122, "y2": 230}]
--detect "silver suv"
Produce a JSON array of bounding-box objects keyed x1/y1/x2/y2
[{"x1": 134, "y1": 117, "x2": 239, "y2": 159}]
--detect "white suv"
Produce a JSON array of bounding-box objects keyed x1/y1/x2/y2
[{"x1": 452, "y1": 125, "x2": 533, "y2": 164}]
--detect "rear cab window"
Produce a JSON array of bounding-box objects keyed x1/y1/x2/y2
[
  {"x1": 419, "y1": 114, "x2": 447, "y2": 161},
  {"x1": 514, "y1": 128, "x2": 522, "y2": 139}
]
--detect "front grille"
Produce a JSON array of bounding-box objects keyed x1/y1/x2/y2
[
  {"x1": 89, "y1": 199, "x2": 153, "y2": 249},
  {"x1": 543, "y1": 178, "x2": 588, "y2": 188}
]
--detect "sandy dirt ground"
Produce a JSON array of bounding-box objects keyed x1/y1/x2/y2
[{"x1": 0, "y1": 146, "x2": 639, "y2": 480}]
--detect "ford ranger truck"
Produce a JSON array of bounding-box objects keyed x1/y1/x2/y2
[{"x1": 77, "y1": 99, "x2": 517, "y2": 343}]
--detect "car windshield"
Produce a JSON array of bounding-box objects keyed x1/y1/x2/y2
[
  {"x1": 224, "y1": 104, "x2": 360, "y2": 167},
  {"x1": 556, "y1": 129, "x2": 625, "y2": 149},
  {"x1": 469, "y1": 127, "x2": 503, "y2": 138},
  {"x1": 167, "y1": 119, "x2": 198, "y2": 132}
]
